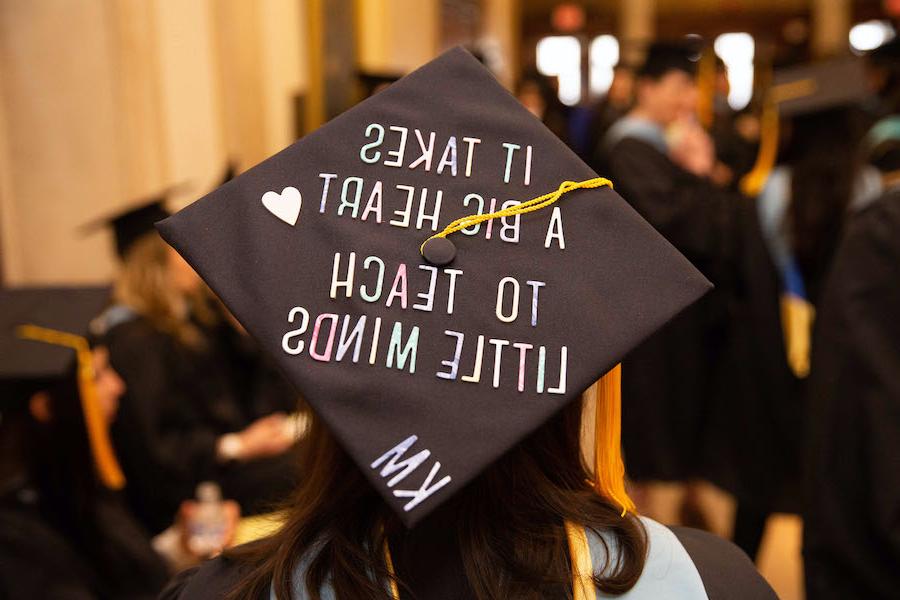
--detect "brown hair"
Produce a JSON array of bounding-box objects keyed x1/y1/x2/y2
[
  {"x1": 227, "y1": 396, "x2": 647, "y2": 599},
  {"x1": 112, "y1": 233, "x2": 216, "y2": 347},
  {"x1": 787, "y1": 107, "x2": 862, "y2": 303}
]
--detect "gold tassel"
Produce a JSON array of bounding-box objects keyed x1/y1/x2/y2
[
  {"x1": 779, "y1": 294, "x2": 815, "y2": 379},
  {"x1": 16, "y1": 325, "x2": 126, "y2": 490},
  {"x1": 696, "y1": 50, "x2": 716, "y2": 129},
  {"x1": 740, "y1": 99, "x2": 780, "y2": 197},
  {"x1": 593, "y1": 364, "x2": 635, "y2": 516}
]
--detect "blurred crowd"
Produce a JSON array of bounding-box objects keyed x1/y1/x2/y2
[
  {"x1": 2, "y1": 24, "x2": 900, "y2": 600},
  {"x1": 515, "y1": 35, "x2": 900, "y2": 599}
]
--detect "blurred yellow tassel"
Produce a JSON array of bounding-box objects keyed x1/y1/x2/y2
[
  {"x1": 593, "y1": 364, "x2": 635, "y2": 516},
  {"x1": 696, "y1": 50, "x2": 716, "y2": 129},
  {"x1": 16, "y1": 325, "x2": 126, "y2": 490},
  {"x1": 740, "y1": 100, "x2": 780, "y2": 197},
  {"x1": 780, "y1": 294, "x2": 815, "y2": 378}
]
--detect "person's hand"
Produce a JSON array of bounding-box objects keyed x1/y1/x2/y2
[
  {"x1": 235, "y1": 413, "x2": 295, "y2": 460},
  {"x1": 177, "y1": 499, "x2": 241, "y2": 559},
  {"x1": 668, "y1": 120, "x2": 715, "y2": 178}
]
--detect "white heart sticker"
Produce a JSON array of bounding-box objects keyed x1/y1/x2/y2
[{"x1": 261, "y1": 187, "x2": 302, "y2": 226}]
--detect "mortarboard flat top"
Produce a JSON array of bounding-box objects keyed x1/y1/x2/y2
[
  {"x1": 82, "y1": 190, "x2": 179, "y2": 259},
  {"x1": 770, "y1": 57, "x2": 868, "y2": 117},
  {"x1": 158, "y1": 47, "x2": 711, "y2": 527},
  {"x1": 0, "y1": 287, "x2": 110, "y2": 384}
]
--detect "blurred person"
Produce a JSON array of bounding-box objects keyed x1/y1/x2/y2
[
  {"x1": 802, "y1": 116, "x2": 900, "y2": 598},
  {"x1": 155, "y1": 47, "x2": 776, "y2": 599},
  {"x1": 0, "y1": 288, "x2": 238, "y2": 599},
  {"x1": 601, "y1": 42, "x2": 736, "y2": 527},
  {"x1": 89, "y1": 200, "x2": 299, "y2": 535},
  {"x1": 516, "y1": 69, "x2": 570, "y2": 146},
  {"x1": 726, "y1": 59, "x2": 880, "y2": 559},
  {"x1": 865, "y1": 37, "x2": 900, "y2": 117},
  {"x1": 710, "y1": 59, "x2": 757, "y2": 188},
  {"x1": 575, "y1": 63, "x2": 634, "y2": 164}
]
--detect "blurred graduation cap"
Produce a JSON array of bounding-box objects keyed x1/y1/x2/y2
[
  {"x1": 357, "y1": 69, "x2": 403, "y2": 98},
  {"x1": 741, "y1": 57, "x2": 869, "y2": 196},
  {"x1": 637, "y1": 41, "x2": 700, "y2": 79},
  {"x1": 0, "y1": 286, "x2": 125, "y2": 489},
  {"x1": 220, "y1": 163, "x2": 237, "y2": 187},
  {"x1": 768, "y1": 57, "x2": 868, "y2": 117},
  {"x1": 157, "y1": 47, "x2": 711, "y2": 527},
  {"x1": 81, "y1": 184, "x2": 186, "y2": 259}
]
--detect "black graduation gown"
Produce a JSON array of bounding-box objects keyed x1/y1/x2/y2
[
  {"x1": 711, "y1": 109, "x2": 757, "y2": 187},
  {"x1": 703, "y1": 199, "x2": 802, "y2": 513},
  {"x1": 106, "y1": 315, "x2": 297, "y2": 534},
  {"x1": 213, "y1": 322, "x2": 301, "y2": 419},
  {"x1": 0, "y1": 486, "x2": 168, "y2": 599},
  {"x1": 803, "y1": 188, "x2": 900, "y2": 599},
  {"x1": 605, "y1": 135, "x2": 735, "y2": 482},
  {"x1": 159, "y1": 520, "x2": 776, "y2": 600}
]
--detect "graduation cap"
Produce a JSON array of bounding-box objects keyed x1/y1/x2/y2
[
  {"x1": 741, "y1": 57, "x2": 869, "y2": 196},
  {"x1": 82, "y1": 187, "x2": 181, "y2": 259},
  {"x1": 637, "y1": 42, "x2": 699, "y2": 79},
  {"x1": 357, "y1": 70, "x2": 403, "y2": 98},
  {"x1": 157, "y1": 47, "x2": 711, "y2": 527},
  {"x1": 768, "y1": 57, "x2": 867, "y2": 117},
  {"x1": 0, "y1": 286, "x2": 125, "y2": 489}
]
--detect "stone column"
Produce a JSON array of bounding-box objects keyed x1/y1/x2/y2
[
  {"x1": 482, "y1": 0, "x2": 520, "y2": 89},
  {"x1": 811, "y1": 0, "x2": 850, "y2": 57},
  {"x1": 619, "y1": 0, "x2": 656, "y2": 67}
]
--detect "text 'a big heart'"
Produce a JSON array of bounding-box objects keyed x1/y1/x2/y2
[{"x1": 261, "y1": 187, "x2": 302, "y2": 226}]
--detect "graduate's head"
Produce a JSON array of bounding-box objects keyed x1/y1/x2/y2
[
  {"x1": 515, "y1": 69, "x2": 560, "y2": 119},
  {"x1": 0, "y1": 288, "x2": 126, "y2": 492},
  {"x1": 113, "y1": 233, "x2": 211, "y2": 346},
  {"x1": 226, "y1": 391, "x2": 649, "y2": 600},
  {"x1": 754, "y1": 58, "x2": 871, "y2": 297},
  {"x1": 155, "y1": 48, "x2": 710, "y2": 599},
  {"x1": 634, "y1": 43, "x2": 699, "y2": 126},
  {"x1": 26, "y1": 346, "x2": 124, "y2": 430},
  {"x1": 608, "y1": 64, "x2": 635, "y2": 108},
  {"x1": 81, "y1": 189, "x2": 183, "y2": 262},
  {"x1": 865, "y1": 37, "x2": 900, "y2": 113},
  {"x1": 864, "y1": 116, "x2": 900, "y2": 176},
  {"x1": 117, "y1": 231, "x2": 202, "y2": 296}
]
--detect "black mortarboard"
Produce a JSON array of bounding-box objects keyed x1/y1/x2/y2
[
  {"x1": 157, "y1": 47, "x2": 710, "y2": 527},
  {"x1": 0, "y1": 286, "x2": 124, "y2": 489},
  {"x1": 769, "y1": 57, "x2": 868, "y2": 117},
  {"x1": 357, "y1": 70, "x2": 403, "y2": 98},
  {"x1": 82, "y1": 191, "x2": 176, "y2": 259},
  {"x1": 637, "y1": 42, "x2": 699, "y2": 79},
  {"x1": 741, "y1": 58, "x2": 870, "y2": 196},
  {"x1": 0, "y1": 286, "x2": 109, "y2": 385}
]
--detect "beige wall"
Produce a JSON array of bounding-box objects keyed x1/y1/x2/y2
[
  {"x1": 0, "y1": 0, "x2": 123, "y2": 285},
  {"x1": 482, "y1": 0, "x2": 520, "y2": 89},
  {"x1": 0, "y1": 0, "x2": 307, "y2": 285},
  {"x1": 356, "y1": 0, "x2": 439, "y2": 75},
  {"x1": 0, "y1": 0, "x2": 516, "y2": 286}
]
